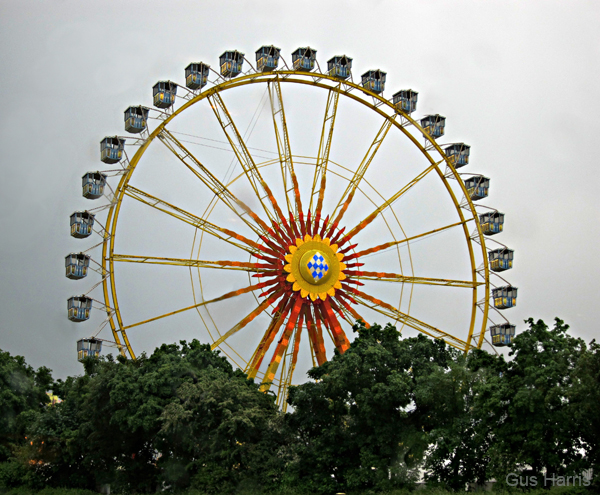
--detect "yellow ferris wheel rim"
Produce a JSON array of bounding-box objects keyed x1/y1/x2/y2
[{"x1": 99, "y1": 69, "x2": 491, "y2": 406}]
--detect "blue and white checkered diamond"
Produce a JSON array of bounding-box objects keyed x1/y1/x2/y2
[{"x1": 306, "y1": 253, "x2": 329, "y2": 281}]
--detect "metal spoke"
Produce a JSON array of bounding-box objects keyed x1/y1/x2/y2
[
  {"x1": 123, "y1": 185, "x2": 274, "y2": 257},
  {"x1": 111, "y1": 254, "x2": 271, "y2": 273},
  {"x1": 349, "y1": 270, "x2": 482, "y2": 288},
  {"x1": 344, "y1": 219, "x2": 471, "y2": 261},
  {"x1": 278, "y1": 310, "x2": 304, "y2": 409},
  {"x1": 246, "y1": 297, "x2": 292, "y2": 379},
  {"x1": 122, "y1": 280, "x2": 277, "y2": 331},
  {"x1": 322, "y1": 298, "x2": 350, "y2": 353},
  {"x1": 339, "y1": 160, "x2": 441, "y2": 246},
  {"x1": 261, "y1": 297, "x2": 303, "y2": 391},
  {"x1": 208, "y1": 93, "x2": 290, "y2": 228},
  {"x1": 306, "y1": 306, "x2": 327, "y2": 365},
  {"x1": 352, "y1": 290, "x2": 468, "y2": 351},
  {"x1": 309, "y1": 86, "x2": 341, "y2": 220},
  {"x1": 210, "y1": 289, "x2": 283, "y2": 350},
  {"x1": 268, "y1": 77, "x2": 302, "y2": 215},
  {"x1": 334, "y1": 291, "x2": 370, "y2": 326},
  {"x1": 327, "y1": 117, "x2": 394, "y2": 234},
  {"x1": 158, "y1": 129, "x2": 269, "y2": 238}
]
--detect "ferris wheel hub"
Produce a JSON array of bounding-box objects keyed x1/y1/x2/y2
[
  {"x1": 284, "y1": 234, "x2": 347, "y2": 301},
  {"x1": 300, "y1": 250, "x2": 332, "y2": 284}
]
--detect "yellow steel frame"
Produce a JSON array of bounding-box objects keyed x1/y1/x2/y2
[
  {"x1": 328, "y1": 117, "x2": 394, "y2": 230},
  {"x1": 100, "y1": 69, "x2": 489, "y2": 391},
  {"x1": 309, "y1": 86, "x2": 340, "y2": 216},
  {"x1": 157, "y1": 129, "x2": 269, "y2": 239},
  {"x1": 268, "y1": 76, "x2": 302, "y2": 216}
]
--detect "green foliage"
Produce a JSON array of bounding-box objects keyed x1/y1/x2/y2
[
  {"x1": 286, "y1": 322, "x2": 458, "y2": 494},
  {"x1": 2, "y1": 318, "x2": 598, "y2": 494},
  {"x1": 420, "y1": 355, "x2": 492, "y2": 490},
  {"x1": 0, "y1": 489, "x2": 98, "y2": 495},
  {"x1": 478, "y1": 318, "x2": 589, "y2": 484},
  {"x1": 569, "y1": 339, "x2": 600, "y2": 476},
  {"x1": 15, "y1": 340, "x2": 282, "y2": 493},
  {"x1": 0, "y1": 350, "x2": 52, "y2": 463}
]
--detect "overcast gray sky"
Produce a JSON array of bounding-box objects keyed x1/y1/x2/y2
[{"x1": 1, "y1": 0, "x2": 599, "y2": 380}]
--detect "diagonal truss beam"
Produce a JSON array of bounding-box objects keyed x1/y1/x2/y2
[
  {"x1": 278, "y1": 309, "x2": 304, "y2": 408},
  {"x1": 309, "y1": 86, "x2": 341, "y2": 219},
  {"x1": 340, "y1": 161, "x2": 441, "y2": 246},
  {"x1": 246, "y1": 297, "x2": 292, "y2": 379},
  {"x1": 208, "y1": 93, "x2": 289, "y2": 228},
  {"x1": 327, "y1": 117, "x2": 395, "y2": 233},
  {"x1": 210, "y1": 290, "x2": 283, "y2": 350},
  {"x1": 261, "y1": 297, "x2": 304, "y2": 391},
  {"x1": 305, "y1": 305, "x2": 327, "y2": 366},
  {"x1": 268, "y1": 77, "x2": 302, "y2": 216},
  {"x1": 121, "y1": 280, "x2": 276, "y2": 331},
  {"x1": 123, "y1": 185, "x2": 273, "y2": 257},
  {"x1": 111, "y1": 254, "x2": 271, "y2": 273},
  {"x1": 352, "y1": 290, "x2": 468, "y2": 351},
  {"x1": 348, "y1": 271, "x2": 482, "y2": 288},
  {"x1": 321, "y1": 298, "x2": 350, "y2": 353},
  {"x1": 158, "y1": 129, "x2": 268, "y2": 238},
  {"x1": 344, "y1": 220, "x2": 471, "y2": 261}
]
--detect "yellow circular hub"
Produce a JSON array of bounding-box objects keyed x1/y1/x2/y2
[
  {"x1": 299, "y1": 249, "x2": 333, "y2": 284},
  {"x1": 283, "y1": 234, "x2": 347, "y2": 301}
]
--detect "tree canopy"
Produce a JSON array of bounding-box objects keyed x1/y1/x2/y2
[{"x1": 1, "y1": 318, "x2": 597, "y2": 493}]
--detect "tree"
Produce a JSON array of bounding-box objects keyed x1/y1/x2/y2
[
  {"x1": 159, "y1": 368, "x2": 283, "y2": 492},
  {"x1": 286, "y1": 322, "x2": 457, "y2": 494},
  {"x1": 421, "y1": 353, "x2": 496, "y2": 490},
  {"x1": 0, "y1": 349, "x2": 53, "y2": 488},
  {"x1": 476, "y1": 318, "x2": 589, "y2": 484},
  {"x1": 0, "y1": 349, "x2": 53, "y2": 461},
  {"x1": 570, "y1": 339, "x2": 600, "y2": 482},
  {"x1": 21, "y1": 340, "x2": 282, "y2": 493}
]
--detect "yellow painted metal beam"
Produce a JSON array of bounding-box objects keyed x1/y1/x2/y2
[
  {"x1": 158, "y1": 129, "x2": 267, "y2": 239},
  {"x1": 328, "y1": 117, "x2": 394, "y2": 231},
  {"x1": 353, "y1": 272, "x2": 482, "y2": 288},
  {"x1": 345, "y1": 219, "x2": 472, "y2": 261},
  {"x1": 210, "y1": 290, "x2": 282, "y2": 350},
  {"x1": 309, "y1": 86, "x2": 340, "y2": 216},
  {"x1": 208, "y1": 92, "x2": 289, "y2": 228},
  {"x1": 341, "y1": 160, "x2": 441, "y2": 244},
  {"x1": 268, "y1": 76, "x2": 302, "y2": 216},
  {"x1": 111, "y1": 254, "x2": 269, "y2": 272},
  {"x1": 123, "y1": 185, "x2": 263, "y2": 256},
  {"x1": 122, "y1": 281, "x2": 272, "y2": 331},
  {"x1": 353, "y1": 291, "x2": 468, "y2": 351}
]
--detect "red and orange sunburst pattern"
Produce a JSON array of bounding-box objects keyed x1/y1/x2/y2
[{"x1": 112, "y1": 83, "x2": 479, "y2": 409}]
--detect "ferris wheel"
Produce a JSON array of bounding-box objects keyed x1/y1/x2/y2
[{"x1": 66, "y1": 45, "x2": 517, "y2": 407}]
